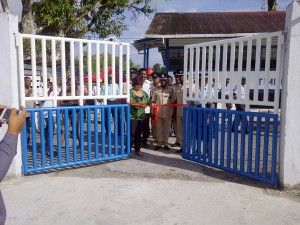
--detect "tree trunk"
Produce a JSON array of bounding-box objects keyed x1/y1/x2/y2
[
  {"x1": 268, "y1": 0, "x2": 278, "y2": 11},
  {"x1": 21, "y1": 0, "x2": 33, "y2": 34},
  {"x1": 0, "y1": 0, "x2": 10, "y2": 12}
]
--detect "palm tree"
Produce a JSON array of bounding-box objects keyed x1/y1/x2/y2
[{"x1": 268, "y1": 0, "x2": 278, "y2": 11}]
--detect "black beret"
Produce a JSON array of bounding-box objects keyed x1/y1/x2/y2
[
  {"x1": 151, "y1": 72, "x2": 161, "y2": 78},
  {"x1": 173, "y1": 69, "x2": 184, "y2": 76},
  {"x1": 130, "y1": 68, "x2": 138, "y2": 74},
  {"x1": 159, "y1": 73, "x2": 168, "y2": 80}
]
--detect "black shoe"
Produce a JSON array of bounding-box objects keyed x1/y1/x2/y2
[
  {"x1": 164, "y1": 146, "x2": 170, "y2": 151},
  {"x1": 154, "y1": 146, "x2": 161, "y2": 150},
  {"x1": 142, "y1": 142, "x2": 149, "y2": 148},
  {"x1": 171, "y1": 143, "x2": 180, "y2": 147},
  {"x1": 176, "y1": 149, "x2": 183, "y2": 153}
]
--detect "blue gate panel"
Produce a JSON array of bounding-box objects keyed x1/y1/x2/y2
[
  {"x1": 182, "y1": 106, "x2": 279, "y2": 185},
  {"x1": 21, "y1": 105, "x2": 130, "y2": 174}
]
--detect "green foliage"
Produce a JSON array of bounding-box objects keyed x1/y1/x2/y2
[
  {"x1": 152, "y1": 63, "x2": 166, "y2": 73},
  {"x1": 32, "y1": 0, "x2": 156, "y2": 38}
]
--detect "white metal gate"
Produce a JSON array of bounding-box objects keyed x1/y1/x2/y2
[
  {"x1": 17, "y1": 34, "x2": 131, "y2": 174},
  {"x1": 182, "y1": 31, "x2": 283, "y2": 185}
]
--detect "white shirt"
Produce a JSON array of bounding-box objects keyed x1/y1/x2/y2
[
  {"x1": 142, "y1": 79, "x2": 154, "y2": 113},
  {"x1": 41, "y1": 88, "x2": 60, "y2": 118},
  {"x1": 233, "y1": 84, "x2": 246, "y2": 100},
  {"x1": 194, "y1": 84, "x2": 215, "y2": 105}
]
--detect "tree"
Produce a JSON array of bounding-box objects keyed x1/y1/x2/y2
[
  {"x1": 21, "y1": 0, "x2": 34, "y2": 34},
  {"x1": 268, "y1": 0, "x2": 278, "y2": 11},
  {"x1": 32, "y1": 0, "x2": 156, "y2": 39},
  {"x1": 0, "y1": 0, "x2": 9, "y2": 13}
]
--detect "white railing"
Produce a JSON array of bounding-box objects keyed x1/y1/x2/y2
[
  {"x1": 17, "y1": 34, "x2": 130, "y2": 107},
  {"x1": 183, "y1": 31, "x2": 283, "y2": 113}
]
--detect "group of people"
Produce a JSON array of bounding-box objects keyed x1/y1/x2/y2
[{"x1": 129, "y1": 68, "x2": 185, "y2": 156}]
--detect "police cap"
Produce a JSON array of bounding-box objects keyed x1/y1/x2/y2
[
  {"x1": 130, "y1": 68, "x2": 138, "y2": 74},
  {"x1": 151, "y1": 72, "x2": 161, "y2": 79},
  {"x1": 173, "y1": 69, "x2": 184, "y2": 76},
  {"x1": 159, "y1": 73, "x2": 169, "y2": 80}
]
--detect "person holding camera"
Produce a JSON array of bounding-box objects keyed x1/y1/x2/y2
[{"x1": 0, "y1": 105, "x2": 26, "y2": 225}]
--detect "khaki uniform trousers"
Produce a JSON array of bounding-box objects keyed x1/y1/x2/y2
[
  {"x1": 156, "y1": 117, "x2": 171, "y2": 147},
  {"x1": 174, "y1": 116, "x2": 183, "y2": 146}
]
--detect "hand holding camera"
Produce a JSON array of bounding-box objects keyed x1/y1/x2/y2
[{"x1": 0, "y1": 105, "x2": 26, "y2": 136}]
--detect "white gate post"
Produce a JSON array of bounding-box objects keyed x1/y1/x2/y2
[
  {"x1": 279, "y1": 1, "x2": 300, "y2": 188},
  {"x1": 0, "y1": 13, "x2": 22, "y2": 178}
]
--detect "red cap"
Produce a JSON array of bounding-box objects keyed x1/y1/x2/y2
[{"x1": 147, "y1": 68, "x2": 154, "y2": 76}]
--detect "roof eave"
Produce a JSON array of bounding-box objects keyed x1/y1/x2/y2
[{"x1": 144, "y1": 33, "x2": 267, "y2": 39}]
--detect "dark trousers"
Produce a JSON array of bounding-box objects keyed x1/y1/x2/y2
[
  {"x1": 141, "y1": 113, "x2": 150, "y2": 142},
  {"x1": 44, "y1": 116, "x2": 55, "y2": 151},
  {"x1": 105, "y1": 101, "x2": 121, "y2": 136},
  {"x1": 232, "y1": 104, "x2": 248, "y2": 132},
  {"x1": 130, "y1": 119, "x2": 145, "y2": 152},
  {"x1": 26, "y1": 117, "x2": 31, "y2": 143}
]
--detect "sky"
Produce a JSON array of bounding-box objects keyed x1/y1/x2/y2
[{"x1": 2, "y1": 0, "x2": 291, "y2": 67}]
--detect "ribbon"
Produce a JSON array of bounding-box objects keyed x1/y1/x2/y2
[{"x1": 127, "y1": 102, "x2": 187, "y2": 123}]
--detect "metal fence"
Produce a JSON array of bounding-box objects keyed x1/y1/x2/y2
[
  {"x1": 182, "y1": 107, "x2": 278, "y2": 185},
  {"x1": 17, "y1": 34, "x2": 131, "y2": 174},
  {"x1": 22, "y1": 105, "x2": 130, "y2": 174}
]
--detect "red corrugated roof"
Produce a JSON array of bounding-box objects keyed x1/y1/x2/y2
[{"x1": 146, "y1": 11, "x2": 285, "y2": 35}]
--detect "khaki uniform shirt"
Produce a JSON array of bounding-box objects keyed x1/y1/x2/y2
[
  {"x1": 172, "y1": 84, "x2": 183, "y2": 117},
  {"x1": 152, "y1": 86, "x2": 173, "y2": 118}
]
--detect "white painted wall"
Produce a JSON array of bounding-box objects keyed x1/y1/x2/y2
[
  {"x1": 0, "y1": 13, "x2": 22, "y2": 178},
  {"x1": 279, "y1": 1, "x2": 300, "y2": 188}
]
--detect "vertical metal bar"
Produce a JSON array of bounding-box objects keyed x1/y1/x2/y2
[
  {"x1": 18, "y1": 35, "x2": 26, "y2": 107},
  {"x1": 197, "y1": 109, "x2": 202, "y2": 161},
  {"x1": 101, "y1": 107, "x2": 106, "y2": 157},
  {"x1": 247, "y1": 115, "x2": 254, "y2": 174},
  {"x1": 104, "y1": 44, "x2": 108, "y2": 105},
  {"x1": 56, "y1": 109, "x2": 62, "y2": 166},
  {"x1": 229, "y1": 42, "x2": 235, "y2": 101},
  {"x1": 255, "y1": 116, "x2": 262, "y2": 176},
  {"x1": 79, "y1": 41, "x2": 84, "y2": 106},
  {"x1": 96, "y1": 43, "x2": 101, "y2": 96},
  {"x1": 238, "y1": 41, "x2": 243, "y2": 72},
  {"x1": 165, "y1": 39, "x2": 169, "y2": 73},
  {"x1": 80, "y1": 108, "x2": 84, "y2": 160},
  {"x1": 214, "y1": 111, "x2": 219, "y2": 165},
  {"x1": 192, "y1": 108, "x2": 197, "y2": 159},
  {"x1": 233, "y1": 112, "x2": 239, "y2": 171},
  {"x1": 48, "y1": 110, "x2": 54, "y2": 166},
  {"x1": 111, "y1": 44, "x2": 116, "y2": 95},
  {"x1": 240, "y1": 113, "x2": 246, "y2": 173},
  {"x1": 121, "y1": 107, "x2": 125, "y2": 156},
  {"x1": 21, "y1": 127, "x2": 28, "y2": 174},
  {"x1": 195, "y1": 47, "x2": 200, "y2": 100},
  {"x1": 42, "y1": 38, "x2": 48, "y2": 98},
  {"x1": 31, "y1": 111, "x2": 37, "y2": 169},
  {"x1": 88, "y1": 42, "x2": 93, "y2": 96},
  {"x1": 226, "y1": 112, "x2": 233, "y2": 168},
  {"x1": 119, "y1": 45, "x2": 123, "y2": 96},
  {"x1": 182, "y1": 108, "x2": 187, "y2": 157},
  {"x1": 114, "y1": 107, "x2": 118, "y2": 156},
  {"x1": 108, "y1": 108, "x2": 112, "y2": 157},
  {"x1": 189, "y1": 48, "x2": 194, "y2": 98},
  {"x1": 220, "y1": 112, "x2": 226, "y2": 167},
  {"x1": 94, "y1": 107, "x2": 99, "y2": 159},
  {"x1": 208, "y1": 110, "x2": 214, "y2": 163},
  {"x1": 201, "y1": 47, "x2": 206, "y2": 100},
  {"x1": 274, "y1": 35, "x2": 283, "y2": 113},
  {"x1": 87, "y1": 108, "x2": 92, "y2": 160},
  {"x1": 246, "y1": 39, "x2": 253, "y2": 72},
  {"x1": 72, "y1": 108, "x2": 77, "y2": 163},
  {"x1": 64, "y1": 109, "x2": 70, "y2": 164},
  {"x1": 126, "y1": 44, "x2": 130, "y2": 103},
  {"x1": 183, "y1": 46, "x2": 188, "y2": 104},
  {"x1": 51, "y1": 39, "x2": 58, "y2": 107},
  {"x1": 39, "y1": 111, "x2": 46, "y2": 167},
  {"x1": 207, "y1": 45, "x2": 213, "y2": 100},
  {"x1": 203, "y1": 111, "x2": 208, "y2": 161},
  {"x1": 264, "y1": 36, "x2": 271, "y2": 103},
  {"x1": 126, "y1": 105, "x2": 131, "y2": 155},
  {"x1": 222, "y1": 44, "x2": 228, "y2": 109},
  {"x1": 70, "y1": 40, "x2": 76, "y2": 97},
  {"x1": 215, "y1": 44, "x2": 220, "y2": 101},
  {"x1": 263, "y1": 116, "x2": 270, "y2": 178},
  {"x1": 254, "y1": 38, "x2": 262, "y2": 102},
  {"x1": 61, "y1": 40, "x2": 67, "y2": 97},
  {"x1": 31, "y1": 37, "x2": 37, "y2": 97},
  {"x1": 271, "y1": 114, "x2": 278, "y2": 184},
  {"x1": 186, "y1": 109, "x2": 192, "y2": 160}
]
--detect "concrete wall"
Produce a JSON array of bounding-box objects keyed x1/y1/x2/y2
[
  {"x1": 279, "y1": 1, "x2": 300, "y2": 188},
  {"x1": 0, "y1": 13, "x2": 22, "y2": 178}
]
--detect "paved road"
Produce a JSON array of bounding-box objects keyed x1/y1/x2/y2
[{"x1": 1, "y1": 138, "x2": 300, "y2": 225}]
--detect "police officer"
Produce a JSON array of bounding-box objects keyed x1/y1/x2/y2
[
  {"x1": 150, "y1": 72, "x2": 161, "y2": 142},
  {"x1": 123, "y1": 68, "x2": 138, "y2": 95},
  {"x1": 171, "y1": 69, "x2": 184, "y2": 153},
  {"x1": 152, "y1": 73, "x2": 173, "y2": 150}
]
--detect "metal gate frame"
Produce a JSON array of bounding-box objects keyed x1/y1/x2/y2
[
  {"x1": 182, "y1": 31, "x2": 283, "y2": 185},
  {"x1": 17, "y1": 34, "x2": 131, "y2": 174}
]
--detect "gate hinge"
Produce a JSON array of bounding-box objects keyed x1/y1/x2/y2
[{"x1": 14, "y1": 33, "x2": 19, "y2": 47}]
